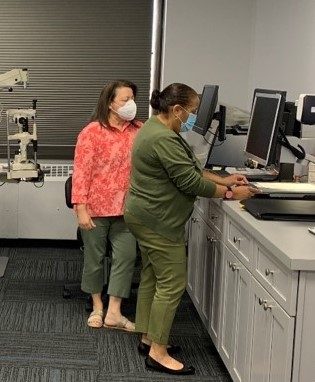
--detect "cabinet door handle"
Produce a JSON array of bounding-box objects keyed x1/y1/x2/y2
[
  {"x1": 228, "y1": 261, "x2": 239, "y2": 271},
  {"x1": 258, "y1": 298, "x2": 267, "y2": 305},
  {"x1": 265, "y1": 268, "x2": 274, "y2": 276},
  {"x1": 210, "y1": 215, "x2": 218, "y2": 220},
  {"x1": 263, "y1": 302, "x2": 272, "y2": 311},
  {"x1": 233, "y1": 236, "x2": 241, "y2": 243},
  {"x1": 192, "y1": 217, "x2": 198, "y2": 223},
  {"x1": 207, "y1": 236, "x2": 217, "y2": 243},
  {"x1": 231, "y1": 263, "x2": 240, "y2": 272}
]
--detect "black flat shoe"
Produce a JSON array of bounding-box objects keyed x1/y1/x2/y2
[
  {"x1": 145, "y1": 355, "x2": 195, "y2": 375},
  {"x1": 138, "y1": 342, "x2": 181, "y2": 356}
]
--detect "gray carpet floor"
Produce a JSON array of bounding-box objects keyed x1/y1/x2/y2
[{"x1": 0, "y1": 242, "x2": 232, "y2": 382}]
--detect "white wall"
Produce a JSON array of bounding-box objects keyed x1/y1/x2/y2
[
  {"x1": 249, "y1": 0, "x2": 315, "y2": 104},
  {"x1": 161, "y1": 0, "x2": 255, "y2": 110},
  {"x1": 162, "y1": 0, "x2": 315, "y2": 111}
]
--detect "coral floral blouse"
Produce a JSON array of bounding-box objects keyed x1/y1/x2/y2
[{"x1": 72, "y1": 120, "x2": 141, "y2": 217}]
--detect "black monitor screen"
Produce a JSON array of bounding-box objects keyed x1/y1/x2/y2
[
  {"x1": 205, "y1": 134, "x2": 247, "y2": 168},
  {"x1": 245, "y1": 93, "x2": 281, "y2": 166},
  {"x1": 192, "y1": 85, "x2": 218, "y2": 136}
]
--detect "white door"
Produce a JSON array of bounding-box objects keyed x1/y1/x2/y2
[
  {"x1": 205, "y1": 230, "x2": 223, "y2": 347},
  {"x1": 219, "y1": 246, "x2": 239, "y2": 366},
  {"x1": 232, "y1": 258, "x2": 252, "y2": 382},
  {"x1": 187, "y1": 211, "x2": 201, "y2": 303},
  {"x1": 194, "y1": 216, "x2": 206, "y2": 310},
  {"x1": 219, "y1": 246, "x2": 252, "y2": 382},
  {"x1": 248, "y1": 278, "x2": 294, "y2": 382}
]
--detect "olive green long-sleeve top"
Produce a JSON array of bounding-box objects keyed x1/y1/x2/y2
[{"x1": 125, "y1": 116, "x2": 217, "y2": 243}]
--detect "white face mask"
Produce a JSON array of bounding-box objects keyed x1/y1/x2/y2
[{"x1": 113, "y1": 99, "x2": 137, "y2": 121}]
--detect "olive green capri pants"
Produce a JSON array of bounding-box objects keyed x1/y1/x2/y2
[
  {"x1": 80, "y1": 216, "x2": 137, "y2": 298},
  {"x1": 124, "y1": 212, "x2": 186, "y2": 345}
]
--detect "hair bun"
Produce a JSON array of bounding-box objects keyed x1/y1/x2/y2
[{"x1": 150, "y1": 89, "x2": 161, "y2": 110}]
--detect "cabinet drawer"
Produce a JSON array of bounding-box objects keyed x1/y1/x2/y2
[
  {"x1": 208, "y1": 201, "x2": 224, "y2": 234},
  {"x1": 195, "y1": 197, "x2": 209, "y2": 220},
  {"x1": 253, "y1": 243, "x2": 298, "y2": 315},
  {"x1": 226, "y1": 217, "x2": 253, "y2": 267}
]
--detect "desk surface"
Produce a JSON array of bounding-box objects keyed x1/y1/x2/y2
[{"x1": 218, "y1": 199, "x2": 315, "y2": 271}]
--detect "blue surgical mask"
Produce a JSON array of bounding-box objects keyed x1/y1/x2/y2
[{"x1": 180, "y1": 113, "x2": 197, "y2": 132}]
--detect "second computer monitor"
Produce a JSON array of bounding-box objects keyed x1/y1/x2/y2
[
  {"x1": 245, "y1": 90, "x2": 286, "y2": 167},
  {"x1": 193, "y1": 85, "x2": 219, "y2": 136}
]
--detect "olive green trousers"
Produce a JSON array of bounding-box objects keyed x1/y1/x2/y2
[
  {"x1": 81, "y1": 216, "x2": 137, "y2": 298},
  {"x1": 124, "y1": 211, "x2": 186, "y2": 345}
]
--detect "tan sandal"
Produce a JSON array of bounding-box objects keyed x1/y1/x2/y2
[
  {"x1": 87, "y1": 309, "x2": 104, "y2": 328},
  {"x1": 103, "y1": 315, "x2": 135, "y2": 332}
]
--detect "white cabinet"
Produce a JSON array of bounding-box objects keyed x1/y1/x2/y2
[
  {"x1": 194, "y1": 218, "x2": 207, "y2": 309},
  {"x1": 187, "y1": 198, "x2": 299, "y2": 382},
  {"x1": 219, "y1": 246, "x2": 252, "y2": 382},
  {"x1": 194, "y1": 196, "x2": 210, "y2": 221},
  {"x1": 18, "y1": 181, "x2": 77, "y2": 239},
  {"x1": 248, "y1": 277, "x2": 294, "y2": 382},
  {"x1": 253, "y1": 242, "x2": 298, "y2": 315},
  {"x1": 226, "y1": 216, "x2": 253, "y2": 270},
  {"x1": 187, "y1": 207, "x2": 223, "y2": 346},
  {"x1": 206, "y1": 233, "x2": 223, "y2": 347},
  {"x1": 0, "y1": 182, "x2": 18, "y2": 237},
  {"x1": 187, "y1": 211, "x2": 202, "y2": 302},
  {"x1": 0, "y1": 162, "x2": 77, "y2": 240}
]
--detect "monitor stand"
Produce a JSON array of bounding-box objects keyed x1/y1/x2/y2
[{"x1": 0, "y1": 256, "x2": 9, "y2": 278}]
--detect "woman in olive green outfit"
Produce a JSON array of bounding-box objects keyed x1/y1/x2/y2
[{"x1": 124, "y1": 83, "x2": 258, "y2": 375}]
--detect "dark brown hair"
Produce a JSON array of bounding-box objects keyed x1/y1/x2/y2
[
  {"x1": 150, "y1": 83, "x2": 198, "y2": 113},
  {"x1": 91, "y1": 80, "x2": 138, "y2": 127}
]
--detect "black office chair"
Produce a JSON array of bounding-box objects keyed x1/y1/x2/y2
[{"x1": 63, "y1": 175, "x2": 79, "y2": 297}]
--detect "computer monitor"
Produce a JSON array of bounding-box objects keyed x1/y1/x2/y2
[
  {"x1": 245, "y1": 89, "x2": 286, "y2": 167},
  {"x1": 205, "y1": 134, "x2": 247, "y2": 169},
  {"x1": 192, "y1": 85, "x2": 226, "y2": 140}
]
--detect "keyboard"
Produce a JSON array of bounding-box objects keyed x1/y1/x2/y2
[
  {"x1": 208, "y1": 169, "x2": 230, "y2": 177},
  {"x1": 225, "y1": 167, "x2": 278, "y2": 182},
  {"x1": 245, "y1": 174, "x2": 278, "y2": 181}
]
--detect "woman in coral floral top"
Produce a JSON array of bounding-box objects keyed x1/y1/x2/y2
[{"x1": 72, "y1": 80, "x2": 142, "y2": 330}]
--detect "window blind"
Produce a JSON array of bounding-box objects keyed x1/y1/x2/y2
[{"x1": 0, "y1": 0, "x2": 153, "y2": 159}]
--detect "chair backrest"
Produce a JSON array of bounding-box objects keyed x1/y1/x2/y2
[{"x1": 65, "y1": 176, "x2": 73, "y2": 209}]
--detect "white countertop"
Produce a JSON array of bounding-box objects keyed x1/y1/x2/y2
[{"x1": 219, "y1": 200, "x2": 315, "y2": 271}]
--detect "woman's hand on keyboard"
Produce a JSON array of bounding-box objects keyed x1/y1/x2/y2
[
  {"x1": 232, "y1": 185, "x2": 261, "y2": 200},
  {"x1": 223, "y1": 174, "x2": 249, "y2": 187}
]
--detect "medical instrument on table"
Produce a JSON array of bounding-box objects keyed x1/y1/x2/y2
[
  {"x1": 5, "y1": 99, "x2": 42, "y2": 181},
  {"x1": 0, "y1": 69, "x2": 44, "y2": 278},
  {"x1": 0, "y1": 68, "x2": 43, "y2": 182},
  {"x1": 0, "y1": 68, "x2": 28, "y2": 91}
]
